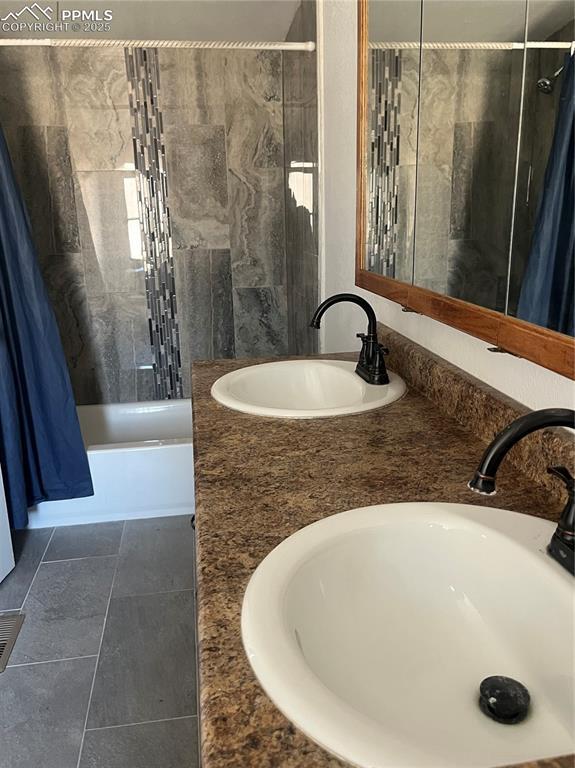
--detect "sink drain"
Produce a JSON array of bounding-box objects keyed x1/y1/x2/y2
[{"x1": 478, "y1": 676, "x2": 530, "y2": 724}]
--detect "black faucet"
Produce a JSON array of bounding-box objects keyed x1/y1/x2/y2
[
  {"x1": 310, "y1": 293, "x2": 390, "y2": 385},
  {"x1": 468, "y1": 408, "x2": 575, "y2": 575}
]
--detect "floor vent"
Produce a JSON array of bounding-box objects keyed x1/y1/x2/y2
[{"x1": 0, "y1": 614, "x2": 24, "y2": 672}]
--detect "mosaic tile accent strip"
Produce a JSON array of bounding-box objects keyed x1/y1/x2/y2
[
  {"x1": 125, "y1": 47, "x2": 183, "y2": 399},
  {"x1": 367, "y1": 49, "x2": 402, "y2": 276}
]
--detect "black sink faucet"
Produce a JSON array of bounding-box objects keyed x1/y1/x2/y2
[
  {"x1": 468, "y1": 408, "x2": 575, "y2": 575},
  {"x1": 310, "y1": 293, "x2": 390, "y2": 385}
]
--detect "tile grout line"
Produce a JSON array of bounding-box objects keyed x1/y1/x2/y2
[
  {"x1": 75, "y1": 520, "x2": 126, "y2": 768},
  {"x1": 113, "y1": 586, "x2": 195, "y2": 600},
  {"x1": 16, "y1": 527, "x2": 57, "y2": 613},
  {"x1": 7, "y1": 654, "x2": 99, "y2": 669},
  {"x1": 85, "y1": 713, "x2": 198, "y2": 733},
  {"x1": 42, "y1": 553, "x2": 120, "y2": 565}
]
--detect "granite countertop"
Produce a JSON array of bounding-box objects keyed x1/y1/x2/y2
[{"x1": 192, "y1": 356, "x2": 573, "y2": 768}]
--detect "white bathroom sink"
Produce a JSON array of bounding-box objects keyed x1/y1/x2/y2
[
  {"x1": 242, "y1": 503, "x2": 574, "y2": 768},
  {"x1": 210, "y1": 360, "x2": 406, "y2": 418}
]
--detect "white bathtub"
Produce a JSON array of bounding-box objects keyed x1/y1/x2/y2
[{"x1": 28, "y1": 400, "x2": 194, "y2": 528}]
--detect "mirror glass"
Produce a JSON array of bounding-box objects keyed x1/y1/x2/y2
[
  {"x1": 364, "y1": 0, "x2": 575, "y2": 336},
  {"x1": 507, "y1": 0, "x2": 574, "y2": 335},
  {"x1": 413, "y1": 0, "x2": 526, "y2": 308}
]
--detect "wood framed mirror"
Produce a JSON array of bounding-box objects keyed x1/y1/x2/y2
[{"x1": 355, "y1": 0, "x2": 575, "y2": 379}]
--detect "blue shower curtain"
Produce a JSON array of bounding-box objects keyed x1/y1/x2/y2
[
  {"x1": 517, "y1": 53, "x2": 574, "y2": 336},
  {"x1": 0, "y1": 127, "x2": 93, "y2": 529}
]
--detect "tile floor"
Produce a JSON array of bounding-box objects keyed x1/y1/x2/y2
[{"x1": 0, "y1": 516, "x2": 199, "y2": 768}]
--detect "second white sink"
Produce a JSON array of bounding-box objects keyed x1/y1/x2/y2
[
  {"x1": 210, "y1": 359, "x2": 406, "y2": 418},
  {"x1": 242, "y1": 503, "x2": 574, "y2": 767}
]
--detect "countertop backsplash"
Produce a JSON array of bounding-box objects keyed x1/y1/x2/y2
[{"x1": 378, "y1": 323, "x2": 575, "y2": 507}]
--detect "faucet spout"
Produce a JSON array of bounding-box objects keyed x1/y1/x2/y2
[
  {"x1": 310, "y1": 293, "x2": 378, "y2": 336},
  {"x1": 468, "y1": 408, "x2": 575, "y2": 575},
  {"x1": 468, "y1": 408, "x2": 575, "y2": 495},
  {"x1": 309, "y1": 293, "x2": 389, "y2": 385}
]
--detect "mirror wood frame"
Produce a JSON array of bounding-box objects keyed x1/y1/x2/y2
[{"x1": 355, "y1": 0, "x2": 574, "y2": 380}]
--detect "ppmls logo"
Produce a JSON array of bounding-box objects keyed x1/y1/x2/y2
[
  {"x1": 1, "y1": 2, "x2": 52, "y2": 22},
  {"x1": 1, "y1": 2, "x2": 113, "y2": 31}
]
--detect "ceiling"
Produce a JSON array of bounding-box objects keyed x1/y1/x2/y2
[
  {"x1": 104, "y1": 0, "x2": 304, "y2": 41},
  {"x1": 368, "y1": 0, "x2": 574, "y2": 43},
  {"x1": 1, "y1": 0, "x2": 307, "y2": 42}
]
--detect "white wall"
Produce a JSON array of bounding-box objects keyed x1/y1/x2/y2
[
  {"x1": 0, "y1": 465, "x2": 15, "y2": 583},
  {"x1": 316, "y1": 0, "x2": 574, "y2": 411}
]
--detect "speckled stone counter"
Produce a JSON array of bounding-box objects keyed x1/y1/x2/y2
[{"x1": 192, "y1": 343, "x2": 574, "y2": 768}]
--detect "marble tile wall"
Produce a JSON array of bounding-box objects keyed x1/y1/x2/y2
[
  {"x1": 0, "y1": 47, "x2": 152, "y2": 405},
  {"x1": 284, "y1": 0, "x2": 319, "y2": 355},
  {"x1": 0, "y1": 32, "x2": 320, "y2": 402},
  {"x1": 174, "y1": 248, "x2": 235, "y2": 396},
  {"x1": 160, "y1": 22, "x2": 319, "y2": 372},
  {"x1": 160, "y1": 47, "x2": 290, "y2": 386}
]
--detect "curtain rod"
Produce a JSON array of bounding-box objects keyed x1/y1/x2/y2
[
  {"x1": 369, "y1": 41, "x2": 574, "y2": 50},
  {"x1": 0, "y1": 38, "x2": 315, "y2": 50}
]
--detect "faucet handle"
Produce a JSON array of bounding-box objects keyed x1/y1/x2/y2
[{"x1": 548, "y1": 466, "x2": 575, "y2": 495}]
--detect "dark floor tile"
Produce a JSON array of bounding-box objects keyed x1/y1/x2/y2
[
  {"x1": 0, "y1": 528, "x2": 53, "y2": 611},
  {"x1": 10, "y1": 556, "x2": 116, "y2": 664},
  {"x1": 0, "y1": 657, "x2": 96, "y2": 768},
  {"x1": 87, "y1": 591, "x2": 196, "y2": 728},
  {"x1": 80, "y1": 717, "x2": 199, "y2": 768},
  {"x1": 113, "y1": 516, "x2": 195, "y2": 598},
  {"x1": 44, "y1": 522, "x2": 124, "y2": 562}
]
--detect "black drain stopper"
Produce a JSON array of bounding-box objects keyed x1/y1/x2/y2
[{"x1": 478, "y1": 676, "x2": 530, "y2": 724}]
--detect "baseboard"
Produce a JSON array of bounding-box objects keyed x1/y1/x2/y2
[{"x1": 26, "y1": 504, "x2": 196, "y2": 529}]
